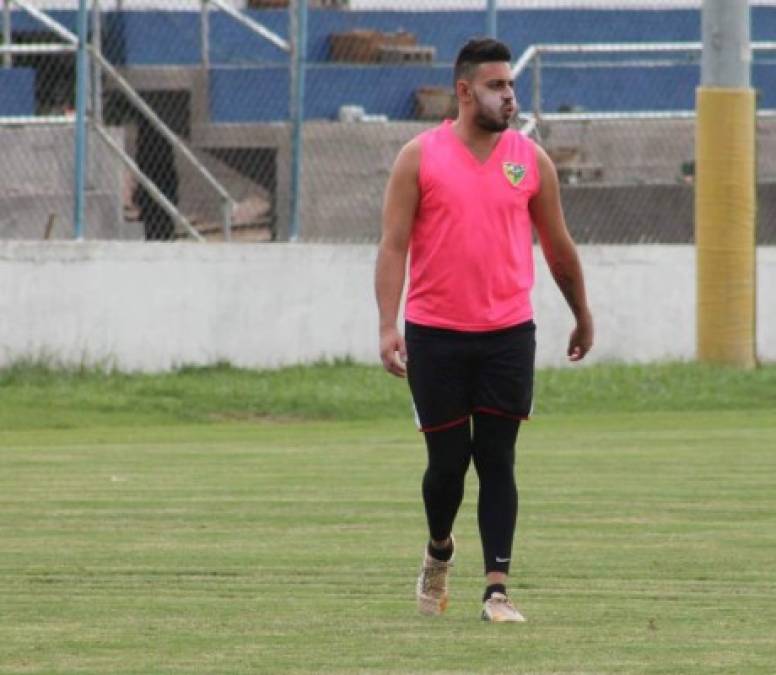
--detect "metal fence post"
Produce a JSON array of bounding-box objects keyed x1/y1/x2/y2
[
  {"x1": 289, "y1": 0, "x2": 307, "y2": 242},
  {"x1": 200, "y1": 0, "x2": 209, "y2": 70},
  {"x1": 2, "y1": 0, "x2": 11, "y2": 68},
  {"x1": 221, "y1": 198, "x2": 232, "y2": 241},
  {"x1": 73, "y1": 0, "x2": 90, "y2": 239},
  {"x1": 91, "y1": 0, "x2": 102, "y2": 125},
  {"x1": 486, "y1": 0, "x2": 497, "y2": 39},
  {"x1": 701, "y1": 0, "x2": 750, "y2": 89},
  {"x1": 531, "y1": 51, "x2": 542, "y2": 122},
  {"x1": 696, "y1": 0, "x2": 756, "y2": 367}
]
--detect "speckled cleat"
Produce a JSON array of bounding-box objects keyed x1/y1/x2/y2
[
  {"x1": 481, "y1": 592, "x2": 526, "y2": 623},
  {"x1": 415, "y1": 539, "x2": 454, "y2": 616}
]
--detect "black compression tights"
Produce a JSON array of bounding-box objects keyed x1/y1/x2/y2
[{"x1": 421, "y1": 413, "x2": 520, "y2": 574}]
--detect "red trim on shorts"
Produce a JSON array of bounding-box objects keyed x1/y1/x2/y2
[
  {"x1": 473, "y1": 406, "x2": 531, "y2": 422},
  {"x1": 419, "y1": 415, "x2": 470, "y2": 433}
]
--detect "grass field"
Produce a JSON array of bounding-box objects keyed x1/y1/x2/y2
[{"x1": 1, "y1": 363, "x2": 775, "y2": 674}]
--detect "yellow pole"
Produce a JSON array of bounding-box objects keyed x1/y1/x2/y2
[{"x1": 695, "y1": 87, "x2": 757, "y2": 368}]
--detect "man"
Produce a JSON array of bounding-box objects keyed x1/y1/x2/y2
[{"x1": 374, "y1": 37, "x2": 593, "y2": 623}]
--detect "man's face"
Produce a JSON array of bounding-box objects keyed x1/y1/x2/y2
[{"x1": 468, "y1": 61, "x2": 517, "y2": 132}]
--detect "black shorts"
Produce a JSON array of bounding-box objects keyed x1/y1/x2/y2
[{"x1": 405, "y1": 320, "x2": 536, "y2": 432}]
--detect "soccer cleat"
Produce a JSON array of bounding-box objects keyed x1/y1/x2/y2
[
  {"x1": 481, "y1": 592, "x2": 526, "y2": 623},
  {"x1": 415, "y1": 538, "x2": 454, "y2": 616}
]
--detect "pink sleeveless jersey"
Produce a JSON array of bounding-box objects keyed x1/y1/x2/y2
[{"x1": 405, "y1": 120, "x2": 541, "y2": 332}]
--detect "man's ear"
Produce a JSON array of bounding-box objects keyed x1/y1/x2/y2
[{"x1": 456, "y1": 79, "x2": 473, "y2": 103}]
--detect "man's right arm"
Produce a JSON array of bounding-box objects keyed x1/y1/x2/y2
[{"x1": 375, "y1": 138, "x2": 421, "y2": 377}]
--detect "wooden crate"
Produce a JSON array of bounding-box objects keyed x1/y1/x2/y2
[
  {"x1": 378, "y1": 45, "x2": 435, "y2": 64},
  {"x1": 246, "y1": 0, "x2": 288, "y2": 7},
  {"x1": 415, "y1": 86, "x2": 457, "y2": 120},
  {"x1": 247, "y1": 0, "x2": 346, "y2": 7},
  {"x1": 329, "y1": 29, "x2": 416, "y2": 63}
]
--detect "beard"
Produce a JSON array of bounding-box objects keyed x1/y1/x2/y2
[
  {"x1": 472, "y1": 89, "x2": 512, "y2": 132},
  {"x1": 474, "y1": 110, "x2": 509, "y2": 132}
]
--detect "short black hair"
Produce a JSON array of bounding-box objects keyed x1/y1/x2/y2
[{"x1": 453, "y1": 38, "x2": 512, "y2": 84}]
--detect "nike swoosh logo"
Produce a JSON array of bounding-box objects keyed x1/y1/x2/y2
[{"x1": 495, "y1": 556, "x2": 510, "y2": 563}]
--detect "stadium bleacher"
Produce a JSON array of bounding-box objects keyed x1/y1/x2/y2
[
  {"x1": 0, "y1": 69, "x2": 36, "y2": 117},
  {"x1": 3, "y1": 6, "x2": 776, "y2": 120}
]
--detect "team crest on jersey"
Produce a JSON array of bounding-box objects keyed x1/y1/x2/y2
[{"x1": 503, "y1": 162, "x2": 526, "y2": 187}]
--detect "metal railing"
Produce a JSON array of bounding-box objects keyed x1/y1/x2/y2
[
  {"x1": 0, "y1": 43, "x2": 76, "y2": 55},
  {"x1": 92, "y1": 50, "x2": 230, "y2": 240},
  {"x1": 9, "y1": 0, "x2": 78, "y2": 44},
  {"x1": 2, "y1": 0, "x2": 78, "y2": 64},
  {"x1": 518, "y1": 107, "x2": 776, "y2": 137},
  {"x1": 199, "y1": 0, "x2": 295, "y2": 238},
  {"x1": 2, "y1": 0, "x2": 301, "y2": 241},
  {"x1": 94, "y1": 124, "x2": 202, "y2": 241},
  {"x1": 2, "y1": 0, "x2": 301, "y2": 242},
  {"x1": 512, "y1": 41, "x2": 776, "y2": 124},
  {"x1": 200, "y1": 0, "x2": 290, "y2": 68},
  {"x1": 2, "y1": 0, "x2": 210, "y2": 240},
  {"x1": 0, "y1": 114, "x2": 75, "y2": 125}
]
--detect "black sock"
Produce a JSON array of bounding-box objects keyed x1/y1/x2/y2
[
  {"x1": 428, "y1": 538, "x2": 454, "y2": 562},
  {"x1": 483, "y1": 583, "x2": 507, "y2": 601}
]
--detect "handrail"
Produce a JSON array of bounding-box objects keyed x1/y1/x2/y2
[
  {"x1": 513, "y1": 42, "x2": 705, "y2": 80},
  {"x1": 92, "y1": 50, "x2": 236, "y2": 205},
  {"x1": 0, "y1": 44, "x2": 76, "y2": 55},
  {"x1": 0, "y1": 2, "x2": 225, "y2": 241},
  {"x1": 94, "y1": 125, "x2": 204, "y2": 242},
  {"x1": 518, "y1": 107, "x2": 776, "y2": 136},
  {"x1": 205, "y1": 0, "x2": 290, "y2": 54},
  {"x1": 511, "y1": 45, "x2": 537, "y2": 82},
  {"x1": 94, "y1": 50, "x2": 235, "y2": 240},
  {"x1": 10, "y1": 0, "x2": 77, "y2": 45},
  {"x1": 512, "y1": 41, "x2": 776, "y2": 80},
  {"x1": 512, "y1": 40, "x2": 776, "y2": 127},
  {"x1": 0, "y1": 114, "x2": 75, "y2": 125}
]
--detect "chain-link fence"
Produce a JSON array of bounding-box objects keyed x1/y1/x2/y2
[
  {"x1": 1, "y1": 0, "x2": 291, "y2": 241},
  {"x1": 299, "y1": 5, "x2": 776, "y2": 244},
  {"x1": 514, "y1": 40, "x2": 776, "y2": 245},
  {"x1": 98, "y1": 0, "x2": 291, "y2": 241},
  {"x1": 1, "y1": 4, "x2": 77, "y2": 239},
  {"x1": 1, "y1": 0, "x2": 775, "y2": 243}
]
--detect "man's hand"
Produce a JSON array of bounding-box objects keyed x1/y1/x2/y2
[
  {"x1": 567, "y1": 313, "x2": 594, "y2": 362},
  {"x1": 380, "y1": 326, "x2": 407, "y2": 378}
]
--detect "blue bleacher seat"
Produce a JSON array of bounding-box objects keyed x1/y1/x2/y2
[
  {"x1": 5, "y1": 6, "x2": 775, "y2": 121},
  {"x1": 0, "y1": 69, "x2": 36, "y2": 117}
]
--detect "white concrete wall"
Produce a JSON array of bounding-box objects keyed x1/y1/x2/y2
[{"x1": 0, "y1": 242, "x2": 774, "y2": 371}]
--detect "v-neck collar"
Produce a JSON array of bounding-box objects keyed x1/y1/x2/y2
[{"x1": 444, "y1": 119, "x2": 507, "y2": 169}]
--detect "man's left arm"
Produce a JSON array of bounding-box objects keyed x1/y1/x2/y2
[{"x1": 529, "y1": 143, "x2": 594, "y2": 362}]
